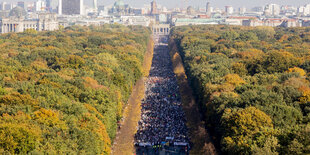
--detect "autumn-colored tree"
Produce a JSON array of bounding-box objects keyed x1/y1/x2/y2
[
  {"x1": 224, "y1": 74, "x2": 246, "y2": 87},
  {"x1": 287, "y1": 67, "x2": 306, "y2": 76},
  {"x1": 0, "y1": 112, "x2": 41, "y2": 154},
  {"x1": 0, "y1": 93, "x2": 38, "y2": 106},
  {"x1": 231, "y1": 62, "x2": 248, "y2": 76},
  {"x1": 23, "y1": 28, "x2": 38, "y2": 35},
  {"x1": 79, "y1": 113, "x2": 111, "y2": 154},
  {"x1": 170, "y1": 25, "x2": 310, "y2": 155},
  {"x1": 221, "y1": 107, "x2": 274, "y2": 154},
  {"x1": 0, "y1": 25, "x2": 151, "y2": 154},
  {"x1": 299, "y1": 86, "x2": 310, "y2": 104},
  {"x1": 33, "y1": 108, "x2": 67, "y2": 129}
]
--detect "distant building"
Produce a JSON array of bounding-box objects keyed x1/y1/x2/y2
[
  {"x1": 46, "y1": 0, "x2": 52, "y2": 12},
  {"x1": 305, "y1": 4, "x2": 310, "y2": 15},
  {"x1": 48, "y1": 0, "x2": 59, "y2": 12},
  {"x1": 251, "y1": 6, "x2": 264, "y2": 12},
  {"x1": 1, "y1": 3, "x2": 13, "y2": 11},
  {"x1": 303, "y1": 20, "x2": 310, "y2": 27},
  {"x1": 280, "y1": 19, "x2": 302, "y2": 27},
  {"x1": 206, "y1": 2, "x2": 211, "y2": 16},
  {"x1": 93, "y1": 0, "x2": 97, "y2": 11},
  {"x1": 173, "y1": 18, "x2": 223, "y2": 26},
  {"x1": 242, "y1": 18, "x2": 301, "y2": 27},
  {"x1": 158, "y1": 14, "x2": 168, "y2": 23},
  {"x1": 62, "y1": 0, "x2": 84, "y2": 15},
  {"x1": 225, "y1": 16, "x2": 257, "y2": 25},
  {"x1": 98, "y1": 5, "x2": 105, "y2": 12},
  {"x1": 0, "y1": 7, "x2": 59, "y2": 33},
  {"x1": 186, "y1": 6, "x2": 195, "y2": 15},
  {"x1": 17, "y1": 2, "x2": 25, "y2": 9},
  {"x1": 299, "y1": 4, "x2": 310, "y2": 16},
  {"x1": 239, "y1": 7, "x2": 246, "y2": 15},
  {"x1": 110, "y1": 0, "x2": 130, "y2": 16},
  {"x1": 264, "y1": 4, "x2": 280, "y2": 16},
  {"x1": 225, "y1": 6, "x2": 234, "y2": 15},
  {"x1": 280, "y1": 5, "x2": 297, "y2": 16},
  {"x1": 298, "y1": 6, "x2": 305, "y2": 15},
  {"x1": 118, "y1": 16, "x2": 151, "y2": 26},
  {"x1": 132, "y1": 8, "x2": 143, "y2": 15},
  {"x1": 0, "y1": 2, "x2": 6, "y2": 11},
  {"x1": 243, "y1": 18, "x2": 280, "y2": 27},
  {"x1": 58, "y1": 0, "x2": 62, "y2": 15},
  {"x1": 35, "y1": 0, "x2": 46, "y2": 12},
  {"x1": 151, "y1": 0, "x2": 158, "y2": 15}
]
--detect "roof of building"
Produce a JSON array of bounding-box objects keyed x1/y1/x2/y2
[
  {"x1": 114, "y1": 0, "x2": 125, "y2": 7},
  {"x1": 175, "y1": 18, "x2": 223, "y2": 23},
  {"x1": 9, "y1": 6, "x2": 27, "y2": 18}
]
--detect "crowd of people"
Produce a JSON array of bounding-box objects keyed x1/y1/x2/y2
[{"x1": 135, "y1": 36, "x2": 189, "y2": 146}]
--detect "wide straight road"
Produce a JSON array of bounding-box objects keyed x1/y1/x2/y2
[{"x1": 135, "y1": 35, "x2": 189, "y2": 155}]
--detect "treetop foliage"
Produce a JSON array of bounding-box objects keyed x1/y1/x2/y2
[
  {"x1": 0, "y1": 25, "x2": 151, "y2": 154},
  {"x1": 170, "y1": 25, "x2": 310, "y2": 154}
]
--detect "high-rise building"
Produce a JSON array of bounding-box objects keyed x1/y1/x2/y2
[
  {"x1": 1, "y1": 2, "x2": 13, "y2": 11},
  {"x1": 225, "y1": 6, "x2": 234, "y2": 15},
  {"x1": 151, "y1": 0, "x2": 158, "y2": 15},
  {"x1": 62, "y1": 0, "x2": 84, "y2": 15},
  {"x1": 298, "y1": 6, "x2": 305, "y2": 15},
  {"x1": 93, "y1": 0, "x2": 97, "y2": 11},
  {"x1": 252, "y1": 6, "x2": 264, "y2": 12},
  {"x1": 206, "y1": 2, "x2": 211, "y2": 16},
  {"x1": 5, "y1": 4, "x2": 13, "y2": 10},
  {"x1": 304, "y1": 4, "x2": 310, "y2": 16},
  {"x1": 264, "y1": 4, "x2": 280, "y2": 16},
  {"x1": 17, "y1": 2, "x2": 25, "y2": 9},
  {"x1": 58, "y1": 0, "x2": 62, "y2": 15},
  {"x1": 186, "y1": 6, "x2": 195, "y2": 15},
  {"x1": 35, "y1": 0, "x2": 46, "y2": 12},
  {"x1": 0, "y1": 2, "x2": 6, "y2": 11},
  {"x1": 46, "y1": 0, "x2": 52, "y2": 11},
  {"x1": 239, "y1": 7, "x2": 246, "y2": 15}
]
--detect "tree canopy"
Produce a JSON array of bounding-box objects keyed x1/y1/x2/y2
[
  {"x1": 170, "y1": 25, "x2": 310, "y2": 154},
  {"x1": 0, "y1": 24, "x2": 151, "y2": 154}
]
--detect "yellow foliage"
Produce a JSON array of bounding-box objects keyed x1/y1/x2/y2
[
  {"x1": 31, "y1": 59, "x2": 48, "y2": 70},
  {"x1": 37, "y1": 78, "x2": 61, "y2": 88},
  {"x1": 0, "y1": 123, "x2": 41, "y2": 154},
  {"x1": 0, "y1": 93, "x2": 38, "y2": 106},
  {"x1": 15, "y1": 72, "x2": 30, "y2": 81},
  {"x1": 84, "y1": 104, "x2": 105, "y2": 121},
  {"x1": 33, "y1": 108, "x2": 67, "y2": 129},
  {"x1": 224, "y1": 74, "x2": 246, "y2": 86},
  {"x1": 218, "y1": 83, "x2": 236, "y2": 92},
  {"x1": 232, "y1": 62, "x2": 248, "y2": 76},
  {"x1": 1, "y1": 111, "x2": 31, "y2": 123},
  {"x1": 299, "y1": 86, "x2": 310, "y2": 104},
  {"x1": 222, "y1": 107, "x2": 274, "y2": 153},
  {"x1": 79, "y1": 113, "x2": 111, "y2": 154},
  {"x1": 57, "y1": 68, "x2": 75, "y2": 80},
  {"x1": 236, "y1": 49, "x2": 265, "y2": 60},
  {"x1": 287, "y1": 67, "x2": 306, "y2": 76},
  {"x1": 23, "y1": 28, "x2": 37, "y2": 35},
  {"x1": 0, "y1": 112, "x2": 41, "y2": 154},
  {"x1": 83, "y1": 77, "x2": 105, "y2": 89}
]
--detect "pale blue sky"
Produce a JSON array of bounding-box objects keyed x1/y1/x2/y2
[{"x1": 1, "y1": 0, "x2": 309, "y2": 9}]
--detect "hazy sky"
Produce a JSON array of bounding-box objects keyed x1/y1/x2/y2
[{"x1": 1, "y1": 0, "x2": 309, "y2": 9}]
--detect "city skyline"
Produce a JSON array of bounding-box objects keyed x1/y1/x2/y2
[{"x1": 0, "y1": 0, "x2": 309, "y2": 9}]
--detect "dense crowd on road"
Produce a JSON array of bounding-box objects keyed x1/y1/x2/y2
[{"x1": 135, "y1": 37, "x2": 189, "y2": 146}]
